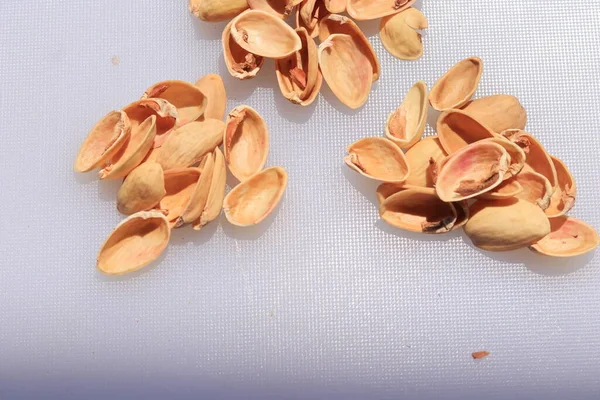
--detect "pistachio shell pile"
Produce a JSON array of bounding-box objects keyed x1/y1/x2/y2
[
  {"x1": 74, "y1": 74, "x2": 288, "y2": 275},
  {"x1": 345, "y1": 57, "x2": 598, "y2": 259}
]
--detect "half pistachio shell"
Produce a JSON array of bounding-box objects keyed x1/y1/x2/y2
[
  {"x1": 347, "y1": 0, "x2": 415, "y2": 20},
  {"x1": 345, "y1": 137, "x2": 410, "y2": 184},
  {"x1": 142, "y1": 80, "x2": 207, "y2": 127},
  {"x1": 160, "y1": 168, "x2": 201, "y2": 225},
  {"x1": 123, "y1": 99, "x2": 178, "y2": 149},
  {"x1": 437, "y1": 109, "x2": 495, "y2": 154},
  {"x1": 514, "y1": 168, "x2": 553, "y2": 210},
  {"x1": 404, "y1": 136, "x2": 446, "y2": 188},
  {"x1": 385, "y1": 81, "x2": 428, "y2": 149},
  {"x1": 97, "y1": 211, "x2": 170, "y2": 276},
  {"x1": 195, "y1": 74, "x2": 227, "y2": 121},
  {"x1": 224, "y1": 166, "x2": 288, "y2": 226},
  {"x1": 194, "y1": 148, "x2": 227, "y2": 230},
  {"x1": 222, "y1": 19, "x2": 264, "y2": 80},
  {"x1": 175, "y1": 152, "x2": 216, "y2": 228},
  {"x1": 546, "y1": 156, "x2": 576, "y2": 218},
  {"x1": 462, "y1": 95, "x2": 527, "y2": 133},
  {"x1": 74, "y1": 110, "x2": 131, "y2": 173},
  {"x1": 117, "y1": 162, "x2": 166, "y2": 215},
  {"x1": 224, "y1": 105, "x2": 270, "y2": 181},
  {"x1": 189, "y1": 0, "x2": 248, "y2": 22},
  {"x1": 296, "y1": 0, "x2": 330, "y2": 38},
  {"x1": 247, "y1": 0, "x2": 301, "y2": 18},
  {"x1": 429, "y1": 57, "x2": 483, "y2": 111},
  {"x1": 530, "y1": 217, "x2": 599, "y2": 258},
  {"x1": 379, "y1": 8, "x2": 428, "y2": 61},
  {"x1": 502, "y1": 129, "x2": 558, "y2": 188}
]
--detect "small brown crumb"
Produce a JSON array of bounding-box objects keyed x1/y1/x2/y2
[
  {"x1": 111, "y1": 56, "x2": 120, "y2": 66},
  {"x1": 472, "y1": 351, "x2": 490, "y2": 360}
]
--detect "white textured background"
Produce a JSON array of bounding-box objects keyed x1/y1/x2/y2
[{"x1": 0, "y1": 0, "x2": 599, "y2": 399}]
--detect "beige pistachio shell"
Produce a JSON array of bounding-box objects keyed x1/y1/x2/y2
[
  {"x1": 502, "y1": 129, "x2": 558, "y2": 188},
  {"x1": 156, "y1": 119, "x2": 225, "y2": 171},
  {"x1": 324, "y1": 0, "x2": 345, "y2": 13},
  {"x1": 195, "y1": 74, "x2": 227, "y2": 121},
  {"x1": 546, "y1": 156, "x2": 576, "y2": 218},
  {"x1": 513, "y1": 168, "x2": 553, "y2": 210},
  {"x1": 347, "y1": 0, "x2": 415, "y2": 20},
  {"x1": 74, "y1": 110, "x2": 131, "y2": 173},
  {"x1": 222, "y1": 19, "x2": 265, "y2": 80},
  {"x1": 318, "y1": 14, "x2": 381, "y2": 81},
  {"x1": 117, "y1": 162, "x2": 166, "y2": 215},
  {"x1": 379, "y1": 8, "x2": 428, "y2": 61},
  {"x1": 97, "y1": 211, "x2": 170, "y2": 276},
  {"x1": 224, "y1": 166, "x2": 288, "y2": 226},
  {"x1": 481, "y1": 136, "x2": 526, "y2": 179},
  {"x1": 436, "y1": 109, "x2": 495, "y2": 154},
  {"x1": 530, "y1": 217, "x2": 599, "y2": 258},
  {"x1": 224, "y1": 105, "x2": 269, "y2": 181},
  {"x1": 435, "y1": 141, "x2": 510, "y2": 202},
  {"x1": 194, "y1": 148, "x2": 227, "y2": 230},
  {"x1": 175, "y1": 152, "x2": 215, "y2": 228},
  {"x1": 385, "y1": 81, "x2": 428, "y2": 149},
  {"x1": 296, "y1": 0, "x2": 329, "y2": 38},
  {"x1": 478, "y1": 178, "x2": 523, "y2": 200},
  {"x1": 465, "y1": 198, "x2": 551, "y2": 252},
  {"x1": 230, "y1": 10, "x2": 302, "y2": 59},
  {"x1": 404, "y1": 136, "x2": 447, "y2": 188},
  {"x1": 123, "y1": 98, "x2": 178, "y2": 149},
  {"x1": 319, "y1": 34, "x2": 373, "y2": 109},
  {"x1": 142, "y1": 80, "x2": 207, "y2": 127},
  {"x1": 247, "y1": 0, "x2": 301, "y2": 18},
  {"x1": 345, "y1": 137, "x2": 411, "y2": 184},
  {"x1": 189, "y1": 0, "x2": 248, "y2": 22},
  {"x1": 161, "y1": 168, "x2": 201, "y2": 224},
  {"x1": 429, "y1": 57, "x2": 483, "y2": 111},
  {"x1": 462, "y1": 95, "x2": 527, "y2": 133}
]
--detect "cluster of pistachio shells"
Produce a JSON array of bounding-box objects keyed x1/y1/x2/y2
[
  {"x1": 345, "y1": 57, "x2": 599, "y2": 259},
  {"x1": 74, "y1": 74, "x2": 288, "y2": 275},
  {"x1": 191, "y1": 1, "x2": 428, "y2": 109}
]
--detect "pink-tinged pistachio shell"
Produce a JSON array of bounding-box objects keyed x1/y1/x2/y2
[
  {"x1": 478, "y1": 178, "x2": 523, "y2": 200},
  {"x1": 222, "y1": 19, "x2": 265, "y2": 80},
  {"x1": 347, "y1": 0, "x2": 415, "y2": 20},
  {"x1": 514, "y1": 168, "x2": 554, "y2": 210},
  {"x1": 296, "y1": 0, "x2": 329, "y2": 38},
  {"x1": 230, "y1": 10, "x2": 302, "y2": 59},
  {"x1": 175, "y1": 152, "x2": 215, "y2": 228},
  {"x1": 117, "y1": 162, "x2": 166, "y2": 215},
  {"x1": 429, "y1": 57, "x2": 483, "y2": 111},
  {"x1": 385, "y1": 81, "x2": 428, "y2": 149},
  {"x1": 481, "y1": 136, "x2": 527, "y2": 179},
  {"x1": 546, "y1": 155, "x2": 576, "y2": 218},
  {"x1": 96, "y1": 211, "x2": 171, "y2": 276},
  {"x1": 123, "y1": 99, "x2": 178, "y2": 149},
  {"x1": 318, "y1": 34, "x2": 373, "y2": 109},
  {"x1": 379, "y1": 8, "x2": 428, "y2": 61},
  {"x1": 247, "y1": 0, "x2": 301, "y2": 18},
  {"x1": 462, "y1": 95, "x2": 527, "y2": 133},
  {"x1": 437, "y1": 109, "x2": 495, "y2": 154},
  {"x1": 404, "y1": 136, "x2": 447, "y2": 188},
  {"x1": 195, "y1": 74, "x2": 227, "y2": 121},
  {"x1": 530, "y1": 217, "x2": 599, "y2": 258},
  {"x1": 502, "y1": 129, "x2": 558, "y2": 188},
  {"x1": 74, "y1": 110, "x2": 131, "y2": 173},
  {"x1": 224, "y1": 166, "x2": 288, "y2": 227},
  {"x1": 189, "y1": 0, "x2": 248, "y2": 22},
  {"x1": 160, "y1": 168, "x2": 201, "y2": 224},
  {"x1": 142, "y1": 80, "x2": 207, "y2": 127},
  {"x1": 324, "y1": 0, "x2": 345, "y2": 13},
  {"x1": 345, "y1": 137, "x2": 411, "y2": 184},
  {"x1": 194, "y1": 148, "x2": 227, "y2": 230}
]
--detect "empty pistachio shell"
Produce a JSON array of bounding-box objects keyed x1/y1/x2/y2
[
  {"x1": 435, "y1": 141, "x2": 510, "y2": 202},
  {"x1": 156, "y1": 119, "x2": 225, "y2": 171},
  {"x1": 347, "y1": 0, "x2": 415, "y2": 20},
  {"x1": 247, "y1": 0, "x2": 300, "y2": 18},
  {"x1": 142, "y1": 80, "x2": 207, "y2": 127},
  {"x1": 546, "y1": 156, "x2": 576, "y2": 218},
  {"x1": 385, "y1": 81, "x2": 428, "y2": 149},
  {"x1": 189, "y1": 0, "x2": 248, "y2": 22},
  {"x1": 195, "y1": 74, "x2": 227, "y2": 121},
  {"x1": 161, "y1": 168, "x2": 201, "y2": 224},
  {"x1": 117, "y1": 162, "x2": 166, "y2": 215},
  {"x1": 224, "y1": 166, "x2": 288, "y2": 226},
  {"x1": 462, "y1": 95, "x2": 527, "y2": 133},
  {"x1": 478, "y1": 178, "x2": 523, "y2": 200},
  {"x1": 195, "y1": 148, "x2": 227, "y2": 230},
  {"x1": 323, "y1": 0, "x2": 345, "y2": 13},
  {"x1": 437, "y1": 109, "x2": 495, "y2": 154},
  {"x1": 465, "y1": 198, "x2": 551, "y2": 252},
  {"x1": 345, "y1": 137, "x2": 411, "y2": 184},
  {"x1": 175, "y1": 152, "x2": 215, "y2": 228},
  {"x1": 74, "y1": 110, "x2": 131, "y2": 173},
  {"x1": 502, "y1": 129, "x2": 558, "y2": 188},
  {"x1": 429, "y1": 57, "x2": 483, "y2": 111},
  {"x1": 404, "y1": 136, "x2": 447, "y2": 188},
  {"x1": 222, "y1": 19, "x2": 265, "y2": 80},
  {"x1": 530, "y1": 217, "x2": 599, "y2": 258},
  {"x1": 97, "y1": 211, "x2": 171, "y2": 276},
  {"x1": 319, "y1": 34, "x2": 373, "y2": 109},
  {"x1": 123, "y1": 99, "x2": 178, "y2": 149},
  {"x1": 230, "y1": 10, "x2": 302, "y2": 58},
  {"x1": 481, "y1": 136, "x2": 526, "y2": 179},
  {"x1": 514, "y1": 168, "x2": 553, "y2": 210},
  {"x1": 224, "y1": 105, "x2": 270, "y2": 181},
  {"x1": 379, "y1": 8, "x2": 427, "y2": 61},
  {"x1": 296, "y1": 0, "x2": 329, "y2": 38}
]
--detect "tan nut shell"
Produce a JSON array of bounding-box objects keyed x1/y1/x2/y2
[
  {"x1": 175, "y1": 153, "x2": 216, "y2": 228},
  {"x1": 123, "y1": 99, "x2": 178, "y2": 149},
  {"x1": 437, "y1": 109, "x2": 495, "y2": 154},
  {"x1": 478, "y1": 179, "x2": 523, "y2": 200},
  {"x1": 530, "y1": 217, "x2": 599, "y2": 258},
  {"x1": 514, "y1": 168, "x2": 553, "y2": 210},
  {"x1": 194, "y1": 148, "x2": 227, "y2": 230},
  {"x1": 189, "y1": 0, "x2": 248, "y2": 22},
  {"x1": 319, "y1": 34, "x2": 373, "y2": 109},
  {"x1": 142, "y1": 80, "x2": 207, "y2": 127},
  {"x1": 345, "y1": 137, "x2": 411, "y2": 184},
  {"x1": 404, "y1": 136, "x2": 447, "y2": 188},
  {"x1": 195, "y1": 74, "x2": 227, "y2": 121},
  {"x1": 247, "y1": 0, "x2": 301, "y2": 18},
  {"x1": 224, "y1": 166, "x2": 288, "y2": 226},
  {"x1": 74, "y1": 110, "x2": 131, "y2": 173},
  {"x1": 117, "y1": 162, "x2": 166, "y2": 215},
  {"x1": 465, "y1": 198, "x2": 551, "y2": 252},
  {"x1": 429, "y1": 57, "x2": 483, "y2": 111},
  {"x1": 347, "y1": 0, "x2": 415, "y2": 20},
  {"x1": 379, "y1": 8, "x2": 428, "y2": 61},
  {"x1": 97, "y1": 211, "x2": 170, "y2": 276},
  {"x1": 502, "y1": 129, "x2": 558, "y2": 188},
  {"x1": 462, "y1": 95, "x2": 527, "y2": 133},
  {"x1": 161, "y1": 168, "x2": 201, "y2": 224},
  {"x1": 546, "y1": 156, "x2": 576, "y2": 218},
  {"x1": 385, "y1": 81, "x2": 428, "y2": 149},
  {"x1": 224, "y1": 105, "x2": 270, "y2": 182},
  {"x1": 324, "y1": 0, "x2": 345, "y2": 13},
  {"x1": 222, "y1": 19, "x2": 265, "y2": 80},
  {"x1": 296, "y1": 0, "x2": 329, "y2": 38}
]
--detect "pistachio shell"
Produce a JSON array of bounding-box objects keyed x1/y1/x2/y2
[
  {"x1": 156, "y1": 119, "x2": 225, "y2": 171},
  {"x1": 429, "y1": 57, "x2": 483, "y2": 111},
  {"x1": 222, "y1": 19, "x2": 265, "y2": 80},
  {"x1": 385, "y1": 81, "x2": 428, "y2": 149},
  {"x1": 160, "y1": 168, "x2": 201, "y2": 224},
  {"x1": 195, "y1": 74, "x2": 227, "y2": 121},
  {"x1": 97, "y1": 211, "x2": 170, "y2": 276},
  {"x1": 323, "y1": 0, "x2": 345, "y2": 13},
  {"x1": 462, "y1": 95, "x2": 527, "y2": 133},
  {"x1": 123, "y1": 99, "x2": 178, "y2": 149},
  {"x1": 514, "y1": 168, "x2": 553, "y2": 210},
  {"x1": 230, "y1": 10, "x2": 302, "y2": 58},
  {"x1": 546, "y1": 156, "x2": 576, "y2": 218},
  {"x1": 530, "y1": 217, "x2": 599, "y2": 258},
  {"x1": 247, "y1": 0, "x2": 300, "y2": 18},
  {"x1": 376, "y1": 182, "x2": 403, "y2": 205},
  {"x1": 189, "y1": 0, "x2": 248, "y2": 22},
  {"x1": 318, "y1": 34, "x2": 373, "y2": 109},
  {"x1": 437, "y1": 109, "x2": 495, "y2": 154},
  {"x1": 175, "y1": 152, "x2": 215, "y2": 228},
  {"x1": 481, "y1": 136, "x2": 526, "y2": 179},
  {"x1": 379, "y1": 8, "x2": 428, "y2": 61},
  {"x1": 224, "y1": 105, "x2": 270, "y2": 181},
  {"x1": 296, "y1": 0, "x2": 329, "y2": 38},
  {"x1": 465, "y1": 198, "x2": 551, "y2": 252},
  {"x1": 404, "y1": 136, "x2": 447, "y2": 188},
  {"x1": 347, "y1": 0, "x2": 415, "y2": 20},
  {"x1": 224, "y1": 166, "x2": 288, "y2": 226},
  {"x1": 194, "y1": 148, "x2": 227, "y2": 230},
  {"x1": 74, "y1": 110, "x2": 131, "y2": 173},
  {"x1": 345, "y1": 137, "x2": 411, "y2": 184},
  {"x1": 142, "y1": 80, "x2": 207, "y2": 127},
  {"x1": 478, "y1": 178, "x2": 523, "y2": 200},
  {"x1": 117, "y1": 162, "x2": 166, "y2": 215}
]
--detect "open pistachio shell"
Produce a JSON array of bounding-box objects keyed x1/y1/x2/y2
[
  {"x1": 429, "y1": 57, "x2": 483, "y2": 111},
  {"x1": 117, "y1": 162, "x2": 166, "y2": 215},
  {"x1": 502, "y1": 129, "x2": 558, "y2": 188},
  {"x1": 385, "y1": 81, "x2": 428, "y2": 149},
  {"x1": 379, "y1": 8, "x2": 428, "y2": 61},
  {"x1": 530, "y1": 217, "x2": 599, "y2": 258},
  {"x1": 324, "y1": 0, "x2": 345, "y2": 13},
  {"x1": 437, "y1": 109, "x2": 495, "y2": 154},
  {"x1": 123, "y1": 99, "x2": 178, "y2": 149},
  {"x1": 481, "y1": 136, "x2": 526, "y2": 179},
  {"x1": 435, "y1": 141, "x2": 510, "y2": 202},
  {"x1": 224, "y1": 105, "x2": 269, "y2": 182},
  {"x1": 195, "y1": 74, "x2": 227, "y2": 121},
  {"x1": 74, "y1": 110, "x2": 131, "y2": 173},
  {"x1": 347, "y1": 0, "x2": 415, "y2": 20},
  {"x1": 230, "y1": 10, "x2": 302, "y2": 58},
  {"x1": 224, "y1": 166, "x2": 288, "y2": 226},
  {"x1": 404, "y1": 136, "x2": 446, "y2": 188},
  {"x1": 247, "y1": 0, "x2": 301, "y2": 18},
  {"x1": 546, "y1": 156, "x2": 576, "y2": 218},
  {"x1": 189, "y1": 0, "x2": 248, "y2": 22},
  {"x1": 462, "y1": 95, "x2": 527, "y2": 133},
  {"x1": 478, "y1": 178, "x2": 523, "y2": 200},
  {"x1": 513, "y1": 168, "x2": 553, "y2": 210},
  {"x1": 194, "y1": 148, "x2": 227, "y2": 230},
  {"x1": 319, "y1": 34, "x2": 373, "y2": 109},
  {"x1": 161, "y1": 168, "x2": 201, "y2": 224},
  {"x1": 222, "y1": 19, "x2": 264, "y2": 80},
  {"x1": 175, "y1": 152, "x2": 215, "y2": 228},
  {"x1": 345, "y1": 137, "x2": 411, "y2": 184},
  {"x1": 142, "y1": 80, "x2": 207, "y2": 127},
  {"x1": 97, "y1": 211, "x2": 170, "y2": 276},
  {"x1": 296, "y1": 0, "x2": 329, "y2": 38}
]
